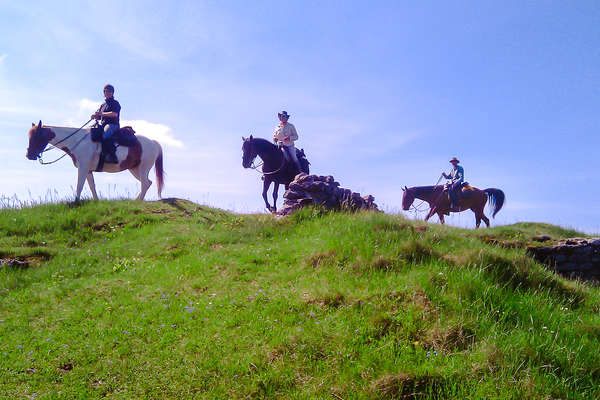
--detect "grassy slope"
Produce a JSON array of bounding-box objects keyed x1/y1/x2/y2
[{"x1": 0, "y1": 200, "x2": 599, "y2": 399}]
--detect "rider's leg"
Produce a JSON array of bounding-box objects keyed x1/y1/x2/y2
[
  {"x1": 449, "y1": 184, "x2": 460, "y2": 211},
  {"x1": 103, "y1": 124, "x2": 119, "y2": 163},
  {"x1": 285, "y1": 145, "x2": 301, "y2": 171}
]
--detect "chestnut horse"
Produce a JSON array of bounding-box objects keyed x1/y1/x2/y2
[
  {"x1": 26, "y1": 121, "x2": 164, "y2": 201},
  {"x1": 402, "y1": 185, "x2": 504, "y2": 227}
]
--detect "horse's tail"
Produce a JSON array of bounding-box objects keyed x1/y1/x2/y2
[
  {"x1": 154, "y1": 141, "x2": 165, "y2": 198},
  {"x1": 484, "y1": 188, "x2": 505, "y2": 218}
]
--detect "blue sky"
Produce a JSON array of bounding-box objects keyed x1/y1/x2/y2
[{"x1": 1, "y1": 1, "x2": 598, "y2": 233}]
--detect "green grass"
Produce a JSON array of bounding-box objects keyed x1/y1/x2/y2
[{"x1": 1, "y1": 200, "x2": 598, "y2": 399}]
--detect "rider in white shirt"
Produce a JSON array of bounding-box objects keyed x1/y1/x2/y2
[{"x1": 273, "y1": 111, "x2": 301, "y2": 172}]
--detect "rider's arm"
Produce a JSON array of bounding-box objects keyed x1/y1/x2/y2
[
  {"x1": 100, "y1": 111, "x2": 118, "y2": 119},
  {"x1": 289, "y1": 125, "x2": 298, "y2": 142},
  {"x1": 453, "y1": 168, "x2": 464, "y2": 183}
]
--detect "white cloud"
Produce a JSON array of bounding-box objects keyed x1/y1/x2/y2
[
  {"x1": 65, "y1": 98, "x2": 184, "y2": 148},
  {"x1": 121, "y1": 119, "x2": 184, "y2": 148},
  {"x1": 79, "y1": 98, "x2": 102, "y2": 114},
  {"x1": 0, "y1": 54, "x2": 6, "y2": 64}
]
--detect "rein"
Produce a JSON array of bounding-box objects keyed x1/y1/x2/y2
[
  {"x1": 247, "y1": 145, "x2": 286, "y2": 176},
  {"x1": 409, "y1": 175, "x2": 444, "y2": 215},
  {"x1": 38, "y1": 119, "x2": 93, "y2": 165}
]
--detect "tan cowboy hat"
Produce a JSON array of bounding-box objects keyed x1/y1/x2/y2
[{"x1": 449, "y1": 157, "x2": 460, "y2": 163}]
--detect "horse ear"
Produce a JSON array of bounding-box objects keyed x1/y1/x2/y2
[
  {"x1": 32, "y1": 122, "x2": 35, "y2": 127},
  {"x1": 249, "y1": 134, "x2": 253, "y2": 140},
  {"x1": 404, "y1": 186, "x2": 408, "y2": 190},
  {"x1": 242, "y1": 136, "x2": 246, "y2": 141},
  {"x1": 37, "y1": 120, "x2": 42, "y2": 129}
]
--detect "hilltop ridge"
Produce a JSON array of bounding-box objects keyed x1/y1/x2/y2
[{"x1": 1, "y1": 200, "x2": 599, "y2": 399}]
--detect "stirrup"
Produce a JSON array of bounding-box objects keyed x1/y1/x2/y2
[{"x1": 104, "y1": 153, "x2": 119, "y2": 164}]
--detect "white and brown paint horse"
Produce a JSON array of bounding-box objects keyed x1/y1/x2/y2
[{"x1": 26, "y1": 121, "x2": 164, "y2": 201}]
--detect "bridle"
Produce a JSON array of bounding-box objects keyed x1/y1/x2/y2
[
  {"x1": 34, "y1": 119, "x2": 93, "y2": 165},
  {"x1": 406, "y1": 175, "x2": 445, "y2": 215},
  {"x1": 244, "y1": 140, "x2": 286, "y2": 177}
]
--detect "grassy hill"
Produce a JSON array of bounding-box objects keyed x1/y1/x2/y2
[{"x1": 0, "y1": 200, "x2": 598, "y2": 399}]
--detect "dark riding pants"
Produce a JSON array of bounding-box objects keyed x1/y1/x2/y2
[{"x1": 448, "y1": 183, "x2": 461, "y2": 208}]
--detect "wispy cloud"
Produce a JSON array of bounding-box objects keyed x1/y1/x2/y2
[
  {"x1": 0, "y1": 54, "x2": 6, "y2": 65},
  {"x1": 121, "y1": 120, "x2": 184, "y2": 148}
]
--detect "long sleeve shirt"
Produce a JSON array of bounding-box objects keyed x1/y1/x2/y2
[
  {"x1": 273, "y1": 122, "x2": 298, "y2": 147},
  {"x1": 445, "y1": 165, "x2": 464, "y2": 185}
]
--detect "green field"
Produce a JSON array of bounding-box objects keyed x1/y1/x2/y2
[{"x1": 1, "y1": 200, "x2": 598, "y2": 399}]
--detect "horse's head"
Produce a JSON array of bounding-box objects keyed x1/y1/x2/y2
[
  {"x1": 241, "y1": 135, "x2": 256, "y2": 168},
  {"x1": 401, "y1": 186, "x2": 415, "y2": 210},
  {"x1": 26, "y1": 121, "x2": 55, "y2": 160}
]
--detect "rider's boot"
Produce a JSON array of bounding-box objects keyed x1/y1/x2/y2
[
  {"x1": 449, "y1": 190, "x2": 460, "y2": 212},
  {"x1": 102, "y1": 140, "x2": 119, "y2": 164}
]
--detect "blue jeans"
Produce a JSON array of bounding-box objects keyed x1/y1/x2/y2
[{"x1": 103, "y1": 123, "x2": 119, "y2": 140}]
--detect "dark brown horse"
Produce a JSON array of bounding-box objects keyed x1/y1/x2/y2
[
  {"x1": 242, "y1": 136, "x2": 309, "y2": 212},
  {"x1": 402, "y1": 185, "x2": 505, "y2": 227}
]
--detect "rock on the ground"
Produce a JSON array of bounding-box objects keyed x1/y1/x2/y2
[
  {"x1": 528, "y1": 237, "x2": 600, "y2": 282},
  {"x1": 277, "y1": 173, "x2": 378, "y2": 216}
]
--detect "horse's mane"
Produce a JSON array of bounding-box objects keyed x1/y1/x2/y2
[
  {"x1": 250, "y1": 137, "x2": 277, "y2": 152},
  {"x1": 413, "y1": 185, "x2": 443, "y2": 195}
]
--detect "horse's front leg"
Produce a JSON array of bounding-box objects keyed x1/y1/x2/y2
[
  {"x1": 75, "y1": 165, "x2": 90, "y2": 202},
  {"x1": 262, "y1": 179, "x2": 273, "y2": 212},
  {"x1": 424, "y1": 206, "x2": 436, "y2": 222},
  {"x1": 272, "y1": 183, "x2": 279, "y2": 213},
  {"x1": 438, "y1": 212, "x2": 445, "y2": 224},
  {"x1": 86, "y1": 173, "x2": 99, "y2": 200}
]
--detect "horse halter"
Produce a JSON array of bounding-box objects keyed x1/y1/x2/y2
[{"x1": 27, "y1": 126, "x2": 52, "y2": 160}]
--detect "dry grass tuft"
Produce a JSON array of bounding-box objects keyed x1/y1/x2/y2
[
  {"x1": 307, "y1": 250, "x2": 338, "y2": 268},
  {"x1": 370, "y1": 372, "x2": 448, "y2": 398},
  {"x1": 398, "y1": 238, "x2": 439, "y2": 264},
  {"x1": 425, "y1": 322, "x2": 476, "y2": 352},
  {"x1": 306, "y1": 292, "x2": 346, "y2": 308}
]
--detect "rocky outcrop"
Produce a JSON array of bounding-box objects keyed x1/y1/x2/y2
[
  {"x1": 528, "y1": 238, "x2": 600, "y2": 282},
  {"x1": 277, "y1": 173, "x2": 378, "y2": 216}
]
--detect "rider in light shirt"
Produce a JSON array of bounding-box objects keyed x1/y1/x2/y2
[
  {"x1": 273, "y1": 111, "x2": 301, "y2": 172},
  {"x1": 442, "y1": 157, "x2": 464, "y2": 212}
]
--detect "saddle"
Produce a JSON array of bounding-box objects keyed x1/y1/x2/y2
[
  {"x1": 90, "y1": 125, "x2": 137, "y2": 146},
  {"x1": 280, "y1": 147, "x2": 310, "y2": 174},
  {"x1": 90, "y1": 126, "x2": 140, "y2": 172},
  {"x1": 461, "y1": 182, "x2": 476, "y2": 192}
]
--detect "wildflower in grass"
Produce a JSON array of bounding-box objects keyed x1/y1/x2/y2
[{"x1": 17, "y1": 345, "x2": 23, "y2": 349}]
